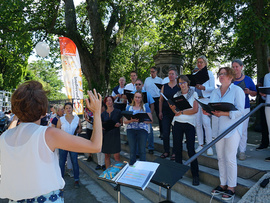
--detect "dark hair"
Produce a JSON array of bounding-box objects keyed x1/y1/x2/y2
[
  {"x1": 150, "y1": 66, "x2": 157, "y2": 71},
  {"x1": 217, "y1": 67, "x2": 236, "y2": 82},
  {"x1": 130, "y1": 71, "x2": 137, "y2": 76},
  {"x1": 168, "y1": 67, "x2": 178, "y2": 76},
  {"x1": 232, "y1": 59, "x2": 243, "y2": 67},
  {"x1": 64, "y1": 102, "x2": 73, "y2": 109},
  {"x1": 177, "y1": 75, "x2": 190, "y2": 88},
  {"x1": 11, "y1": 81, "x2": 48, "y2": 122},
  {"x1": 104, "y1": 96, "x2": 115, "y2": 104}
]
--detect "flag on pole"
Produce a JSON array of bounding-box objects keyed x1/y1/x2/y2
[{"x1": 59, "y1": 37, "x2": 84, "y2": 115}]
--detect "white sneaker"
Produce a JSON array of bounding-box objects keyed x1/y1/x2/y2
[
  {"x1": 207, "y1": 147, "x2": 214, "y2": 156},
  {"x1": 195, "y1": 145, "x2": 203, "y2": 153},
  {"x1": 238, "y1": 152, "x2": 246, "y2": 161}
]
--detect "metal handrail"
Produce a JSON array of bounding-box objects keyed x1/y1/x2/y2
[{"x1": 184, "y1": 102, "x2": 270, "y2": 166}]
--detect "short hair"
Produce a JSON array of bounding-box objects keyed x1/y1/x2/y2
[
  {"x1": 11, "y1": 81, "x2": 48, "y2": 122},
  {"x1": 232, "y1": 59, "x2": 244, "y2": 67},
  {"x1": 54, "y1": 104, "x2": 63, "y2": 112},
  {"x1": 177, "y1": 75, "x2": 190, "y2": 88},
  {"x1": 197, "y1": 55, "x2": 208, "y2": 66},
  {"x1": 150, "y1": 66, "x2": 157, "y2": 71},
  {"x1": 168, "y1": 67, "x2": 178, "y2": 76},
  {"x1": 217, "y1": 67, "x2": 236, "y2": 82},
  {"x1": 130, "y1": 71, "x2": 137, "y2": 76},
  {"x1": 135, "y1": 79, "x2": 143, "y2": 84},
  {"x1": 104, "y1": 96, "x2": 115, "y2": 104},
  {"x1": 64, "y1": 102, "x2": 73, "y2": 109},
  {"x1": 119, "y1": 77, "x2": 126, "y2": 82}
]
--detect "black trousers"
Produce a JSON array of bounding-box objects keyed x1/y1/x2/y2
[{"x1": 172, "y1": 121, "x2": 199, "y2": 178}]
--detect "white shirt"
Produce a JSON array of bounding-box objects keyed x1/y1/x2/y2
[
  {"x1": 172, "y1": 91, "x2": 198, "y2": 127},
  {"x1": 144, "y1": 76, "x2": 163, "y2": 98},
  {"x1": 201, "y1": 70, "x2": 215, "y2": 98},
  {"x1": 210, "y1": 84, "x2": 245, "y2": 138},
  {"x1": 264, "y1": 73, "x2": 270, "y2": 104},
  {"x1": 60, "y1": 115, "x2": 79, "y2": 135},
  {"x1": 125, "y1": 83, "x2": 136, "y2": 91},
  {"x1": 0, "y1": 123, "x2": 64, "y2": 200}
]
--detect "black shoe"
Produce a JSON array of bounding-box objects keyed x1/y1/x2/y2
[
  {"x1": 192, "y1": 176, "x2": 200, "y2": 186},
  {"x1": 265, "y1": 157, "x2": 270, "y2": 162},
  {"x1": 101, "y1": 165, "x2": 106, "y2": 171},
  {"x1": 256, "y1": 145, "x2": 268, "y2": 151},
  {"x1": 87, "y1": 156, "x2": 93, "y2": 162},
  {"x1": 95, "y1": 165, "x2": 101, "y2": 170},
  {"x1": 149, "y1": 150, "x2": 154, "y2": 154}
]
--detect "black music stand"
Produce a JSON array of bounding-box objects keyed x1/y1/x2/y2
[{"x1": 151, "y1": 157, "x2": 190, "y2": 202}]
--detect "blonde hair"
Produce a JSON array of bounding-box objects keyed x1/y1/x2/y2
[{"x1": 130, "y1": 91, "x2": 144, "y2": 111}]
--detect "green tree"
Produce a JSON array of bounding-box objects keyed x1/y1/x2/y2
[
  {"x1": 24, "y1": 60, "x2": 67, "y2": 100},
  {"x1": 0, "y1": 0, "x2": 32, "y2": 91}
]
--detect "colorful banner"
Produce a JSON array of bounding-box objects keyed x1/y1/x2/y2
[{"x1": 59, "y1": 37, "x2": 84, "y2": 115}]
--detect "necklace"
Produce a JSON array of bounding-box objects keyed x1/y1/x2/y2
[{"x1": 235, "y1": 73, "x2": 243, "y2": 80}]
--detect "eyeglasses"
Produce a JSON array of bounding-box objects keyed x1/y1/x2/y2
[
  {"x1": 135, "y1": 84, "x2": 142, "y2": 86},
  {"x1": 150, "y1": 71, "x2": 156, "y2": 73},
  {"x1": 218, "y1": 73, "x2": 227, "y2": 77},
  {"x1": 134, "y1": 96, "x2": 142, "y2": 99},
  {"x1": 178, "y1": 82, "x2": 187, "y2": 85},
  {"x1": 197, "y1": 61, "x2": 204, "y2": 64}
]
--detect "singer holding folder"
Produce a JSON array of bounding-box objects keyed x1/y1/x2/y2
[
  {"x1": 203, "y1": 67, "x2": 245, "y2": 201},
  {"x1": 169, "y1": 75, "x2": 200, "y2": 186},
  {"x1": 124, "y1": 91, "x2": 153, "y2": 165}
]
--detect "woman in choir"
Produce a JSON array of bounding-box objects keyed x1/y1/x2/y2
[{"x1": 205, "y1": 67, "x2": 245, "y2": 201}]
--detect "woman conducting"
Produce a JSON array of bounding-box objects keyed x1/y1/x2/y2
[
  {"x1": 0, "y1": 81, "x2": 102, "y2": 202},
  {"x1": 205, "y1": 67, "x2": 245, "y2": 201}
]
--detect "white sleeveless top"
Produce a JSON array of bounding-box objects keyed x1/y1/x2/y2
[
  {"x1": 0, "y1": 123, "x2": 65, "y2": 201},
  {"x1": 60, "y1": 115, "x2": 79, "y2": 135}
]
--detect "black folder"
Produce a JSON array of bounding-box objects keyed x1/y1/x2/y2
[
  {"x1": 196, "y1": 98, "x2": 237, "y2": 115},
  {"x1": 168, "y1": 95, "x2": 192, "y2": 111},
  {"x1": 258, "y1": 87, "x2": 270, "y2": 95},
  {"x1": 125, "y1": 92, "x2": 147, "y2": 104},
  {"x1": 102, "y1": 120, "x2": 116, "y2": 131},
  {"x1": 186, "y1": 66, "x2": 209, "y2": 86},
  {"x1": 122, "y1": 111, "x2": 152, "y2": 122},
  {"x1": 236, "y1": 80, "x2": 246, "y2": 90},
  {"x1": 154, "y1": 83, "x2": 163, "y2": 90}
]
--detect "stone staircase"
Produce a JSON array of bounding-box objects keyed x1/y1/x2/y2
[{"x1": 78, "y1": 127, "x2": 269, "y2": 203}]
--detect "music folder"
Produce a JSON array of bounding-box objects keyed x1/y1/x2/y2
[
  {"x1": 121, "y1": 111, "x2": 151, "y2": 122},
  {"x1": 236, "y1": 80, "x2": 246, "y2": 90},
  {"x1": 154, "y1": 83, "x2": 163, "y2": 90},
  {"x1": 186, "y1": 66, "x2": 209, "y2": 86},
  {"x1": 161, "y1": 93, "x2": 192, "y2": 112},
  {"x1": 196, "y1": 98, "x2": 237, "y2": 115},
  {"x1": 258, "y1": 87, "x2": 270, "y2": 95},
  {"x1": 102, "y1": 120, "x2": 116, "y2": 131}
]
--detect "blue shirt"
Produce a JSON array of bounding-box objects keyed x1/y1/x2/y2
[
  {"x1": 210, "y1": 84, "x2": 245, "y2": 138},
  {"x1": 234, "y1": 76, "x2": 256, "y2": 108}
]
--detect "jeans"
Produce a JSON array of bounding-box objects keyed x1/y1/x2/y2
[
  {"x1": 162, "y1": 111, "x2": 175, "y2": 154},
  {"x1": 172, "y1": 122, "x2": 199, "y2": 178},
  {"x1": 59, "y1": 149, "x2": 80, "y2": 181},
  {"x1": 127, "y1": 129, "x2": 148, "y2": 165},
  {"x1": 147, "y1": 124, "x2": 154, "y2": 150}
]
